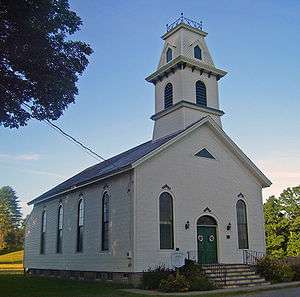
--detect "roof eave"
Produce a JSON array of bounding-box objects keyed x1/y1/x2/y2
[{"x1": 27, "y1": 165, "x2": 133, "y2": 206}]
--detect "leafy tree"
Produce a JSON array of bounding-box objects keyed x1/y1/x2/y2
[
  {"x1": 0, "y1": 0, "x2": 92, "y2": 128},
  {"x1": 264, "y1": 196, "x2": 289, "y2": 258},
  {"x1": 264, "y1": 186, "x2": 300, "y2": 258}
]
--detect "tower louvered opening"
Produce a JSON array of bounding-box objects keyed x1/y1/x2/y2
[
  {"x1": 164, "y1": 83, "x2": 173, "y2": 109},
  {"x1": 196, "y1": 80, "x2": 207, "y2": 106}
]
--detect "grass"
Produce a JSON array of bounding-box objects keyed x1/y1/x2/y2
[
  {"x1": 0, "y1": 250, "x2": 23, "y2": 263},
  {"x1": 0, "y1": 273, "x2": 299, "y2": 297},
  {"x1": 0, "y1": 250, "x2": 23, "y2": 272}
]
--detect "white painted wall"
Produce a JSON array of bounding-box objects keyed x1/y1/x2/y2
[
  {"x1": 134, "y1": 124, "x2": 266, "y2": 272},
  {"x1": 24, "y1": 172, "x2": 134, "y2": 272}
]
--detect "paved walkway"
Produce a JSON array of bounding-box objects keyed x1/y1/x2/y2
[
  {"x1": 237, "y1": 286, "x2": 300, "y2": 297},
  {"x1": 124, "y1": 281, "x2": 300, "y2": 296}
]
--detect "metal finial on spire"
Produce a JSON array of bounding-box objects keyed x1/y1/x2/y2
[{"x1": 166, "y1": 14, "x2": 203, "y2": 32}]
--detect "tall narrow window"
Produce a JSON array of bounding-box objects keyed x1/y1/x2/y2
[
  {"x1": 56, "y1": 205, "x2": 63, "y2": 253},
  {"x1": 40, "y1": 210, "x2": 46, "y2": 254},
  {"x1": 196, "y1": 80, "x2": 207, "y2": 106},
  {"x1": 194, "y1": 45, "x2": 202, "y2": 60},
  {"x1": 101, "y1": 192, "x2": 109, "y2": 251},
  {"x1": 159, "y1": 192, "x2": 174, "y2": 249},
  {"x1": 166, "y1": 48, "x2": 172, "y2": 63},
  {"x1": 164, "y1": 83, "x2": 173, "y2": 109},
  {"x1": 76, "y1": 198, "x2": 84, "y2": 252},
  {"x1": 236, "y1": 200, "x2": 249, "y2": 249}
]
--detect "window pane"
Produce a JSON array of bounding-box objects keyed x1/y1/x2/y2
[
  {"x1": 196, "y1": 81, "x2": 207, "y2": 106},
  {"x1": 102, "y1": 193, "x2": 109, "y2": 251},
  {"x1": 77, "y1": 199, "x2": 84, "y2": 252},
  {"x1": 166, "y1": 48, "x2": 172, "y2": 63},
  {"x1": 164, "y1": 83, "x2": 173, "y2": 109},
  {"x1": 78, "y1": 200, "x2": 84, "y2": 226},
  {"x1": 40, "y1": 233, "x2": 45, "y2": 254},
  {"x1": 159, "y1": 192, "x2": 174, "y2": 249},
  {"x1": 77, "y1": 226, "x2": 83, "y2": 252},
  {"x1": 236, "y1": 200, "x2": 249, "y2": 249},
  {"x1": 42, "y1": 211, "x2": 46, "y2": 233},
  {"x1": 194, "y1": 46, "x2": 202, "y2": 60},
  {"x1": 197, "y1": 215, "x2": 217, "y2": 225},
  {"x1": 58, "y1": 206, "x2": 63, "y2": 230},
  {"x1": 57, "y1": 229, "x2": 63, "y2": 253}
]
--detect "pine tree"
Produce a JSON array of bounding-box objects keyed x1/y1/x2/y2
[
  {"x1": 0, "y1": 186, "x2": 22, "y2": 227},
  {"x1": 0, "y1": 186, "x2": 23, "y2": 252}
]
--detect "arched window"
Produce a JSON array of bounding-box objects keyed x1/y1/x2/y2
[
  {"x1": 166, "y1": 48, "x2": 172, "y2": 63},
  {"x1": 164, "y1": 83, "x2": 173, "y2": 109},
  {"x1": 197, "y1": 215, "x2": 217, "y2": 226},
  {"x1": 194, "y1": 45, "x2": 202, "y2": 60},
  {"x1": 159, "y1": 192, "x2": 174, "y2": 249},
  {"x1": 76, "y1": 198, "x2": 84, "y2": 252},
  {"x1": 196, "y1": 80, "x2": 207, "y2": 106},
  {"x1": 40, "y1": 210, "x2": 46, "y2": 254},
  {"x1": 56, "y1": 205, "x2": 63, "y2": 253},
  {"x1": 101, "y1": 192, "x2": 109, "y2": 251},
  {"x1": 236, "y1": 200, "x2": 249, "y2": 249}
]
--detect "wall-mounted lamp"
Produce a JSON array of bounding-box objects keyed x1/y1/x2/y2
[
  {"x1": 226, "y1": 223, "x2": 232, "y2": 231},
  {"x1": 185, "y1": 221, "x2": 190, "y2": 230}
]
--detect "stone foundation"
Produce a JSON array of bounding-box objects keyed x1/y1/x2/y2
[{"x1": 26, "y1": 268, "x2": 142, "y2": 287}]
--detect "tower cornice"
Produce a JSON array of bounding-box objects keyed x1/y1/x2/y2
[
  {"x1": 162, "y1": 23, "x2": 208, "y2": 40},
  {"x1": 151, "y1": 100, "x2": 224, "y2": 121},
  {"x1": 145, "y1": 55, "x2": 227, "y2": 84}
]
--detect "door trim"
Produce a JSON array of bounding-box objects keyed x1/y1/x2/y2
[{"x1": 196, "y1": 214, "x2": 219, "y2": 264}]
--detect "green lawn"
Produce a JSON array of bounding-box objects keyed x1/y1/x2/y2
[
  {"x1": 0, "y1": 273, "x2": 242, "y2": 297},
  {"x1": 1, "y1": 273, "x2": 299, "y2": 297},
  {"x1": 0, "y1": 250, "x2": 23, "y2": 271},
  {"x1": 0, "y1": 250, "x2": 23, "y2": 263}
]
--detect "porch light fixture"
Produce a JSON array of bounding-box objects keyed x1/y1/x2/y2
[
  {"x1": 226, "y1": 222, "x2": 231, "y2": 231},
  {"x1": 185, "y1": 221, "x2": 190, "y2": 230}
]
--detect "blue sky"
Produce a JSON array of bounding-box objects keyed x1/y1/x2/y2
[{"x1": 1, "y1": 0, "x2": 299, "y2": 216}]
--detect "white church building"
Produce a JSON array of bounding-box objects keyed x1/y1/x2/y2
[{"x1": 24, "y1": 16, "x2": 271, "y2": 283}]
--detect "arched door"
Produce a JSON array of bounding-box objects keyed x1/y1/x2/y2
[{"x1": 197, "y1": 215, "x2": 218, "y2": 264}]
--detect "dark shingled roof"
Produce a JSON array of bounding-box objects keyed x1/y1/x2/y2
[{"x1": 28, "y1": 130, "x2": 182, "y2": 205}]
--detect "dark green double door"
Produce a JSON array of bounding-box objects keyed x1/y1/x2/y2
[{"x1": 197, "y1": 226, "x2": 218, "y2": 264}]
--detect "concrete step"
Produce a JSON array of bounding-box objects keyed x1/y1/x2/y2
[
  {"x1": 202, "y1": 263, "x2": 268, "y2": 289},
  {"x1": 213, "y1": 277, "x2": 267, "y2": 285},
  {"x1": 203, "y1": 264, "x2": 249, "y2": 269},
  {"x1": 204, "y1": 267, "x2": 253, "y2": 274},
  {"x1": 223, "y1": 281, "x2": 271, "y2": 288},
  {"x1": 211, "y1": 274, "x2": 261, "y2": 282},
  {"x1": 208, "y1": 271, "x2": 256, "y2": 278}
]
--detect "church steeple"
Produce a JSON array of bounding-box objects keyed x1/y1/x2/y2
[{"x1": 146, "y1": 14, "x2": 227, "y2": 140}]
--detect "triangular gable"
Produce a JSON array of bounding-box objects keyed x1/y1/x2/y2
[{"x1": 132, "y1": 116, "x2": 272, "y2": 188}]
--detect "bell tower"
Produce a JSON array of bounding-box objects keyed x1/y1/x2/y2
[{"x1": 146, "y1": 14, "x2": 227, "y2": 140}]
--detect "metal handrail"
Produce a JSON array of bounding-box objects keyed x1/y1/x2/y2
[
  {"x1": 166, "y1": 13, "x2": 203, "y2": 32},
  {"x1": 243, "y1": 250, "x2": 265, "y2": 265}
]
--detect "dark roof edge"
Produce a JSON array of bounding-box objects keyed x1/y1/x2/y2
[{"x1": 27, "y1": 165, "x2": 132, "y2": 206}]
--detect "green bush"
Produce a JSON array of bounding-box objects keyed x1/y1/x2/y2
[
  {"x1": 142, "y1": 261, "x2": 215, "y2": 292},
  {"x1": 256, "y1": 256, "x2": 295, "y2": 283},
  {"x1": 290, "y1": 264, "x2": 300, "y2": 281},
  {"x1": 179, "y1": 259, "x2": 204, "y2": 279},
  {"x1": 189, "y1": 275, "x2": 215, "y2": 291},
  {"x1": 159, "y1": 273, "x2": 190, "y2": 292},
  {"x1": 141, "y1": 265, "x2": 174, "y2": 290}
]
